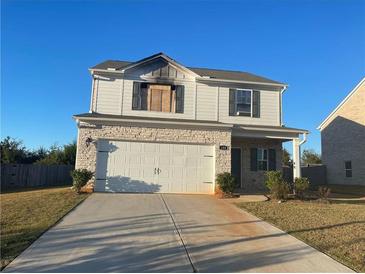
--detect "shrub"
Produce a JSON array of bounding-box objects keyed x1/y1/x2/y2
[
  {"x1": 71, "y1": 169, "x2": 93, "y2": 193},
  {"x1": 265, "y1": 171, "x2": 289, "y2": 200},
  {"x1": 216, "y1": 172, "x2": 236, "y2": 195},
  {"x1": 294, "y1": 177, "x2": 310, "y2": 200},
  {"x1": 318, "y1": 186, "x2": 331, "y2": 200}
]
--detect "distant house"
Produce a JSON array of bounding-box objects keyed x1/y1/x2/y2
[{"x1": 318, "y1": 77, "x2": 365, "y2": 186}]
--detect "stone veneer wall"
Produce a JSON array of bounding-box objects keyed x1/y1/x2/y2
[
  {"x1": 231, "y1": 138, "x2": 283, "y2": 192},
  {"x1": 76, "y1": 122, "x2": 232, "y2": 177}
]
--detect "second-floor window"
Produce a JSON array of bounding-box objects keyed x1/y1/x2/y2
[
  {"x1": 229, "y1": 89, "x2": 260, "y2": 117},
  {"x1": 235, "y1": 89, "x2": 251, "y2": 116},
  {"x1": 132, "y1": 82, "x2": 184, "y2": 113}
]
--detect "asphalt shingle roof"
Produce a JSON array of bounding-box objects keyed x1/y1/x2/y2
[{"x1": 91, "y1": 58, "x2": 284, "y2": 85}]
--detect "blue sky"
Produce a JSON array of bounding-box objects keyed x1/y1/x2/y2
[{"x1": 2, "y1": 0, "x2": 365, "y2": 154}]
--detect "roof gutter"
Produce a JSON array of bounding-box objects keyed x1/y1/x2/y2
[
  {"x1": 237, "y1": 125, "x2": 309, "y2": 134},
  {"x1": 89, "y1": 68, "x2": 125, "y2": 74},
  {"x1": 196, "y1": 77, "x2": 287, "y2": 87}
]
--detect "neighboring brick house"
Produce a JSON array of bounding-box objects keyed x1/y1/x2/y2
[
  {"x1": 318, "y1": 77, "x2": 365, "y2": 186},
  {"x1": 74, "y1": 52, "x2": 308, "y2": 193}
]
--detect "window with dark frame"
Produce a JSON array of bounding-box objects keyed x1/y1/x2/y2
[
  {"x1": 229, "y1": 89, "x2": 260, "y2": 117},
  {"x1": 344, "y1": 161, "x2": 352, "y2": 177},
  {"x1": 257, "y1": 148, "x2": 268, "y2": 171},
  {"x1": 235, "y1": 89, "x2": 251, "y2": 116},
  {"x1": 132, "y1": 82, "x2": 184, "y2": 113}
]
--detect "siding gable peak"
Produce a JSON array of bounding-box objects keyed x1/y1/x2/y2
[{"x1": 122, "y1": 52, "x2": 200, "y2": 79}]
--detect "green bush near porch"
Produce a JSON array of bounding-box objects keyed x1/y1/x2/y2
[
  {"x1": 265, "y1": 171, "x2": 289, "y2": 200},
  {"x1": 216, "y1": 172, "x2": 236, "y2": 194}
]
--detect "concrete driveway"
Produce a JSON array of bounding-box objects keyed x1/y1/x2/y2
[{"x1": 5, "y1": 193, "x2": 353, "y2": 272}]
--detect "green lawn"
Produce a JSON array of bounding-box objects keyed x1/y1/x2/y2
[
  {"x1": 0, "y1": 187, "x2": 89, "y2": 270},
  {"x1": 237, "y1": 199, "x2": 365, "y2": 272}
]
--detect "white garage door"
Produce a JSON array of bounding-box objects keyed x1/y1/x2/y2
[{"x1": 95, "y1": 140, "x2": 215, "y2": 194}]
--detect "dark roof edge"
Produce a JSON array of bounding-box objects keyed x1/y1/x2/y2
[{"x1": 73, "y1": 113, "x2": 307, "y2": 133}]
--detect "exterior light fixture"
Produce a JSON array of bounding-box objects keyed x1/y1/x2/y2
[{"x1": 85, "y1": 137, "x2": 93, "y2": 147}]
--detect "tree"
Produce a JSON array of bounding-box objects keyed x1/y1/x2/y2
[
  {"x1": 0, "y1": 137, "x2": 77, "y2": 165},
  {"x1": 301, "y1": 149, "x2": 321, "y2": 165},
  {"x1": 0, "y1": 136, "x2": 28, "y2": 164},
  {"x1": 282, "y1": 148, "x2": 291, "y2": 166},
  {"x1": 62, "y1": 142, "x2": 77, "y2": 165},
  {"x1": 36, "y1": 141, "x2": 77, "y2": 165}
]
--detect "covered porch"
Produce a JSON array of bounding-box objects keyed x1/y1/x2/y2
[{"x1": 230, "y1": 124, "x2": 309, "y2": 192}]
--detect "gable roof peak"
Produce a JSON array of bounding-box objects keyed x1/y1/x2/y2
[{"x1": 318, "y1": 76, "x2": 365, "y2": 131}]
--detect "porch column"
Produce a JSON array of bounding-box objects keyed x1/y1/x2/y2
[{"x1": 292, "y1": 138, "x2": 301, "y2": 178}]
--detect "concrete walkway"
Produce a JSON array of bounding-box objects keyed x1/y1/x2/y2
[{"x1": 5, "y1": 193, "x2": 353, "y2": 273}]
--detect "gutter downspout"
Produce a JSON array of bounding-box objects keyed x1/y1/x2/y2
[
  {"x1": 299, "y1": 132, "x2": 308, "y2": 146},
  {"x1": 280, "y1": 85, "x2": 288, "y2": 126}
]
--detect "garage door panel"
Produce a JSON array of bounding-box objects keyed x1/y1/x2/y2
[
  {"x1": 95, "y1": 140, "x2": 214, "y2": 194},
  {"x1": 158, "y1": 143, "x2": 171, "y2": 154},
  {"x1": 107, "y1": 178, "x2": 159, "y2": 193},
  {"x1": 172, "y1": 145, "x2": 184, "y2": 153},
  {"x1": 144, "y1": 143, "x2": 157, "y2": 153},
  {"x1": 158, "y1": 157, "x2": 171, "y2": 166},
  {"x1": 199, "y1": 181, "x2": 213, "y2": 193},
  {"x1": 129, "y1": 155, "x2": 141, "y2": 165},
  {"x1": 186, "y1": 158, "x2": 199, "y2": 168},
  {"x1": 199, "y1": 145, "x2": 213, "y2": 155},
  {"x1": 130, "y1": 142, "x2": 143, "y2": 153},
  {"x1": 143, "y1": 155, "x2": 156, "y2": 165}
]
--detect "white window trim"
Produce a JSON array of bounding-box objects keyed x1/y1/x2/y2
[
  {"x1": 234, "y1": 89, "x2": 253, "y2": 117},
  {"x1": 257, "y1": 148, "x2": 268, "y2": 171}
]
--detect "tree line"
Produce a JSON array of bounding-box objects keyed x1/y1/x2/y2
[
  {"x1": 1, "y1": 136, "x2": 321, "y2": 166},
  {"x1": 282, "y1": 148, "x2": 321, "y2": 166},
  {"x1": 0, "y1": 136, "x2": 76, "y2": 165}
]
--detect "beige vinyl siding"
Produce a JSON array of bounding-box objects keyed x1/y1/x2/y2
[
  {"x1": 196, "y1": 84, "x2": 218, "y2": 121},
  {"x1": 127, "y1": 59, "x2": 192, "y2": 80},
  {"x1": 91, "y1": 60, "x2": 282, "y2": 126},
  {"x1": 122, "y1": 79, "x2": 196, "y2": 120},
  {"x1": 94, "y1": 78, "x2": 122, "y2": 115},
  {"x1": 218, "y1": 87, "x2": 280, "y2": 126}
]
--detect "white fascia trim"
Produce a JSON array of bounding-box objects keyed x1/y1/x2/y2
[
  {"x1": 120, "y1": 54, "x2": 201, "y2": 78},
  {"x1": 232, "y1": 131, "x2": 298, "y2": 140},
  {"x1": 317, "y1": 77, "x2": 365, "y2": 131},
  {"x1": 197, "y1": 77, "x2": 288, "y2": 88},
  {"x1": 73, "y1": 116, "x2": 233, "y2": 128},
  {"x1": 89, "y1": 68, "x2": 125, "y2": 74},
  {"x1": 236, "y1": 125, "x2": 309, "y2": 134}
]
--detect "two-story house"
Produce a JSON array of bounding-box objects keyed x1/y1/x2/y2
[{"x1": 73, "y1": 53, "x2": 308, "y2": 194}]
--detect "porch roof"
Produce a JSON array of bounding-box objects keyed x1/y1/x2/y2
[
  {"x1": 73, "y1": 113, "x2": 308, "y2": 139},
  {"x1": 232, "y1": 124, "x2": 308, "y2": 141}
]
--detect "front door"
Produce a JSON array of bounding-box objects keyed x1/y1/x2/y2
[{"x1": 231, "y1": 148, "x2": 241, "y2": 188}]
